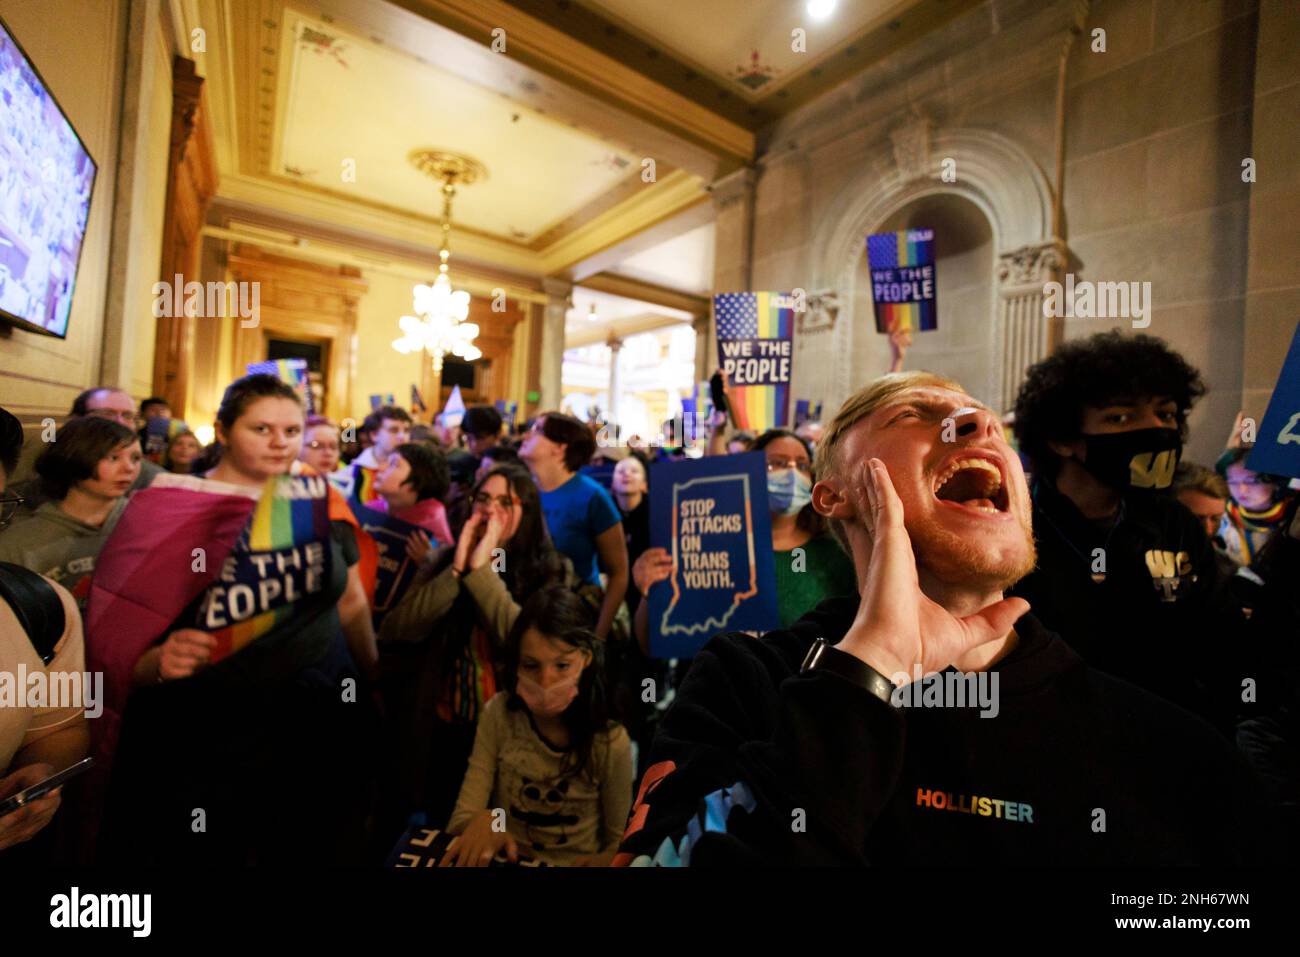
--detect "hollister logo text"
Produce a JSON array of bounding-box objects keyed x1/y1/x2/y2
[{"x1": 915, "y1": 788, "x2": 1035, "y2": 823}]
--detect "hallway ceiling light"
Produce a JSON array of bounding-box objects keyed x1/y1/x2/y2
[
  {"x1": 807, "y1": 0, "x2": 837, "y2": 21},
  {"x1": 393, "y1": 150, "x2": 487, "y2": 372}
]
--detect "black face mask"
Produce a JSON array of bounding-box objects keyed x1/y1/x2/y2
[{"x1": 1079, "y1": 427, "x2": 1182, "y2": 492}]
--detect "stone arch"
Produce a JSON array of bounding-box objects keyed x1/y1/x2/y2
[{"x1": 810, "y1": 127, "x2": 1060, "y2": 411}]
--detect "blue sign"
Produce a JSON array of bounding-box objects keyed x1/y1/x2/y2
[
  {"x1": 348, "y1": 499, "x2": 424, "y2": 623},
  {"x1": 1247, "y1": 320, "x2": 1300, "y2": 480},
  {"x1": 647, "y1": 452, "x2": 779, "y2": 658}
]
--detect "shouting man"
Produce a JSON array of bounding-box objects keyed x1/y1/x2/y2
[{"x1": 615, "y1": 372, "x2": 1262, "y2": 866}]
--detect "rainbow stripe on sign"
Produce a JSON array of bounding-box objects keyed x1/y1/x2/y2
[
  {"x1": 714, "y1": 291, "x2": 795, "y2": 432},
  {"x1": 198, "y1": 474, "x2": 332, "y2": 663},
  {"x1": 866, "y1": 229, "x2": 938, "y2": 334}
]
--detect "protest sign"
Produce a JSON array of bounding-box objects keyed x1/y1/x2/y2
[
  {"x1": 348, "y1": 499, "x2": 424, "y2": 624},
  {"x1": 866, "y1": 229, "x2": 938, "y2": 334},
  {"x1": 647, "y1": 452, "x2": 778, "y2": 658},
  {"x1": 1247, "y1": 320, "x2": 1300, "y2": 480},
  {"x1": 714, "y1": 291, "x2": 795, "y2": 431},
  {"x1": 247, "y1": 358, "x2": 315, "y2": 413}
]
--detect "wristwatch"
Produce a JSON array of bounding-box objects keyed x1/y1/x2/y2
[{"x1": 800, "y1": 638, "x2": 896, "y2": 705}]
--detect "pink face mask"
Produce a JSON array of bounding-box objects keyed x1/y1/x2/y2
[{"x1": 516, "y1": 671, "x2": 581, "y2": 717}]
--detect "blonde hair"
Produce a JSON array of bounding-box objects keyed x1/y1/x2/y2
[{"x1": 815, "y1": 370, "x2": 966, "y2": 549}]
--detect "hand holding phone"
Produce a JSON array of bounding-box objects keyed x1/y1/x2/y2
[
  {"x1": 0, "y1": 757, "x2": 92, "y2": 818},
  {"x1": 0, "y1": 759, "x2": 91, "y2": 851}
]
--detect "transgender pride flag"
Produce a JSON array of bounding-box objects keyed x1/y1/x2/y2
[
  {"x1": 714, "y1": 291, "x2": 795, "y2": 432},
  {"x1": 866, "y1": 229, "x2": 938, "y2": 334}
]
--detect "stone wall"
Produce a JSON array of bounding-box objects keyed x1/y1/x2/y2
[{"x1": 719, "y1": 0, "x2": 1286, "y2": 465}]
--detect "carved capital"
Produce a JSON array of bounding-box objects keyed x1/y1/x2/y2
[
  {"x1": 541, "y1": 277, "x2": 572, "y2": 311},
  {"x1": 797, "y1": 290, "x2": 840, "y2": 335},
  {"x1": 996, "y1": 241, "x2": 1067, "y2": 290}
]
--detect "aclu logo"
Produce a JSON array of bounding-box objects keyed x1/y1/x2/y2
[
  {"x1": 151, "y1": 274, "x2": 260, "y2": 328},
  {"x1": 1041, "y1": 273, "x2": 1152, "y2": 329},
  {"x1": 50, "y1": 887, "x2": 151, "y2": 937}
]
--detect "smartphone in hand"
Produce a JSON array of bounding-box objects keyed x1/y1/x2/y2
[{"x1": 0, "y1": 757, "x2": 93, "y2": 817}]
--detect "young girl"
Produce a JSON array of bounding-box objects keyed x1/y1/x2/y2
[
  {"x1": 442, "y1": 585, "x2": 632, "y2": 867},
  {"x1": 376, "y1": 464, "x2": 574, "y2": 838}
]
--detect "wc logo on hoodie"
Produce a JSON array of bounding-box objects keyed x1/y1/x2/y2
[{"x1": 1143, "y1": 548, "x2": 1194, "y2": 603}]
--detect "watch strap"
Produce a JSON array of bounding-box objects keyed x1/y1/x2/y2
[{"x1": 800, "y1": 638, "x2": 896, "y2": 705}]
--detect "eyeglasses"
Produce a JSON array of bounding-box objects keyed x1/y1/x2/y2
[
  {"x1": 0, "y1": 493, "x2": 24, "y2": 529},
  {"x1": 473, "y1": 493, "x2": 521, "y2": 509},
  {"x1": 766, "y1": 457, "x2": 812, "y2": 475},
  {"x1": 306, "y1": 441, "x2": 339, "y2": 451}
]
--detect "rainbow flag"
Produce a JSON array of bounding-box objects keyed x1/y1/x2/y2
[
  {"x1": 714, "y1": 291, "x2": 795, "y2": 432},
  {"x1": 866, "y1": 229, "x2": 938, "y2": 334},
  {"x1": 351, "y1": 463, "x2": 380, "y2": 505},
  {"x1": 247, "y1": 358, "x2": 315, "y2": 413},
  {"x1": 194, "y1": 473, "x2": 333, "y2": 663}
]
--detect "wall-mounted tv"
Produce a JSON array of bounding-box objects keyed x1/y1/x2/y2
[{"x1": 0, "y1": 15, "x2": 97, "y2": 339}]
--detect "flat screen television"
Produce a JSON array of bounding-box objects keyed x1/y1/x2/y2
[{"x1": 0, "y1": 16, "x2": 97, "y2": 339}]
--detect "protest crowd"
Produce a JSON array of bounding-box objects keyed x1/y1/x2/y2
[{"x1": 1, "y1": 328, "x2": 1299, "y2": 868}]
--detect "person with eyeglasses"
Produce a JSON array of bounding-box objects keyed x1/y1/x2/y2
[
  {"x1": 299, "y1": 415, "x2": 341, "y2": 476},
  {"x1": 375, "y1": 463, "x2": 581, "y2": 841},
  {"x1": 754, "y1": 428, "x2": 857, "y2": 628}
]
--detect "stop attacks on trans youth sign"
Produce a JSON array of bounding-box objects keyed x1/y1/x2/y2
[{"x1": 647, "y1": 452, "x2": 779, "y2": 659}]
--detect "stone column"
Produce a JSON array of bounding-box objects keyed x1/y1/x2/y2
[
  {"x1": 995, "y1": 240, "x2": 1067, "y2": 413},
  {"x1": 606, "y1": 336, "x2": 623, "y2": 429},
  {"x1": 709, "y1": 167, "x2": 756, "y2": 295},
  {"x1": 539, "y1": 278, "x2": 571, "y2": 412},
  {"x1": 691, "y1": 312, "x2": 711, "y2": 386}
]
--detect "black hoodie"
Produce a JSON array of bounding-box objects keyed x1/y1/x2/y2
[{"x1": 614, "y1": 596, "x2": 1267, "y2": 866}]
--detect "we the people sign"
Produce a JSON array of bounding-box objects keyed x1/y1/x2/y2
[
  {"x1": 714, "y1": 291, "x2": 794, "y2": 431},
  {"x1": 866, "y1": 229, "x2": 938, "y2": 334}
]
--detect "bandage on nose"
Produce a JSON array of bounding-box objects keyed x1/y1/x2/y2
[{"x1": 951, "y1": 406, "x2": 982, "y2": 436}]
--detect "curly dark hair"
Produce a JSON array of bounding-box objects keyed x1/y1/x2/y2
[{"x1": 1012, "y1": 331, "x2": 1206, "y2": 481}]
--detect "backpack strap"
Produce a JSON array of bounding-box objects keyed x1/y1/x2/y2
[{"x1": 0, "y1": 561, "x2": 66, "y2": 665}]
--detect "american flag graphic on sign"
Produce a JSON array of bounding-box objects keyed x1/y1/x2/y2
[
  {"x1": 246, "y1": 358, "x2": 315, "y2": 413},
  {"x1": 713, "y1": 292, "x2": 794, "y2": 432}
]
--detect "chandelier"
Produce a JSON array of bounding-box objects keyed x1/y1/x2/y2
[{"x1": 393, "y1": 149, "x2": 487, "y2": 373}]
